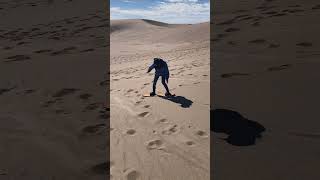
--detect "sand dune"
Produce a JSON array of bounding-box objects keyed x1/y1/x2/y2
[
  {"x1": 111, "y1": 19, "x2": 210, "y2": 180},
  {"x1": 212, "y1": 0, "x2": 320, "y2": 179},
  {"x1": 111, "y1": 19, "x2": 209, "y2": 57}
]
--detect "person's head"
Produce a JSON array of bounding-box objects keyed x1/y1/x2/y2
[{"x1": 153, "y1": 58, "x2": 162, "y2": 65}]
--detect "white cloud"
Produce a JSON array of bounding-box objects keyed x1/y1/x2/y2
[
  {"x1": 120, "y1": 0, "x2": 140, "y2": 3},
  {"x1": 111, "y1": 1, "x2": 209, "y2": 24},
  {"x1": 166, "y1": 0, "x2": 198, "y2": 2}
]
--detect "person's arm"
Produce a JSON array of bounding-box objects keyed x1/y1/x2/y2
[{"x1": 147, "y1": 63, "x2": 155, "y2": 73}]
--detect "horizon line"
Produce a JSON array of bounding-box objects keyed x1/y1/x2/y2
[{"x1": 110, "y1": 18, "x2": 210, "y2": 25}]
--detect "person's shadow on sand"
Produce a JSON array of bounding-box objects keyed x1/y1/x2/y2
[
  {"x1": 160, "y1": 95, "x2": 193, "y2": 108},
  {"x1": 211, "y1": 109, "x2": 266, "y2": 146}
]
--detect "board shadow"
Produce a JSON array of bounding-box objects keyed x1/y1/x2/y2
[{"x1": 160, "y1": 95, "x2": 193, "y2": 108}]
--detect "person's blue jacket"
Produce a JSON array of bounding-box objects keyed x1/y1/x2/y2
[{"x1": 148, "y1": 58, "x2": 170, "y2": 82}]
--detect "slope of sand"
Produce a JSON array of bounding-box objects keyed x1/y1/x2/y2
[
  {"x1": 212, "y1": 0, "x2": 320, "y2": 179},
  {"x1": 0, "y1": 0, "x2": 108, "y2": 179},
  {"x1": 111, "y1": 19, "x2": 210, "y2": 180}
]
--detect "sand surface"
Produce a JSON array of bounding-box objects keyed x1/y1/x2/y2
[
  {"x1": 0, "y1": 0, "x2": 108, "y2": 179},
  {"x1": 212, "y1": 0, "x2": 320, "y2": 179},
  {"x1": 110, "y1": 19, "x2": 210, "y2": 180}
]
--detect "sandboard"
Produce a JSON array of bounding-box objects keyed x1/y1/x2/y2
[{"x1": 143, "y1": 92, "x2": 175, "y2": 97}]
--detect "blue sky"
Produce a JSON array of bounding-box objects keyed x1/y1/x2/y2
[{"x1": 110, "y1": 0, "x2": 210, "y2": 24}]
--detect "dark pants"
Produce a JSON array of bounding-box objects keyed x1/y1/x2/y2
[{"x1": 153, "y1": 74, "x2": 170, "y2": 93}]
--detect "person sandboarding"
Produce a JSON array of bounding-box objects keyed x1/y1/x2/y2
[{"x1": 147, "y1": 58, "x2": 174, "y2": 97}]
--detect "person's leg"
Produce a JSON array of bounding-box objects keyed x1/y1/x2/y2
[
  {"x1": 161, "y1": 76, "x2": 170, "y2": 94},
  {"x1": 152, "y1": 74, "x2": 160, "y2": 95}
]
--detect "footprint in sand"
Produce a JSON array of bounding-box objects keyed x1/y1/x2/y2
[
  {"x1": 296, "y1": 42, "x2": 313, "y2": 47},
  {"x1": 196, "y1": 130, "x2": 208, "y2": 138},
  {"x1": 30, "y1": 27, "x2": 40, "y2": 31},
  {"x1": 124, "y1": 169, "x2": 140, "y2": 180},
  {"x1": 126, "y1": 129, "x2": 136, "y2": 135},
  {"x1": 80, "y1": 48, "x2": 95, "y2": 53},
  {"x1": 0, "y1": 87, "x2": 16, "y2": 95},
  {"x1": 162, "y1": 125, "x2": 179, "y2": 135},
  {"x1": 233, "y1": 14, "x2": 250, "y2": 19},
  {"x1": 42, "y1": 99, "x2": 57, "y2": 108},
  {"x1": 16, "y1": 41, "x2": 29, "y2": 46},
  {"x1": 138, "y1": 112, "x2": 149, "y2": 117},
  {"x1": 3, "y1": 46, "x2": 13, "y2": 50},
  {"x1": 251, "y1": 21, "x2": 260, "y2": 26},
  {"x1": 186, "y1": 141, "x2": 195, "y2": 146},
  {"x1": 224, "y1": 27, "x2": 240, "y2": 32},
  {"x1": 240, "y1": 16, "x2": 256, "y2": 21},
  {"x1": 135, "y1": 101, "x2": 142, "y2": 105},
  {"x1": 263, "y1": 11, "x2": 278, "y2": 15},
  {"x1": 127, "y1": 89, "x2": 134, "y2": 93},
  {"x1": 216, "y1": 19, "x2": 235, "y2": 25},
  {"x1": 269, "y1": 13, "x2": 287, "y2": 17},
  {"x1": 34, "y1": 49, "x2": 52, "y2": 53},
  {"x1": 144, "y1": 105, "x2": 150, "y2": 108},
  {"x1": 84, "y1": 102, "x2": 102, "y2": 111},
  {"x1": 54, "y1": 109, "x2": 69, "y2": 115},
  {"x1": 268, "y1": 43, "x2": 280, "y2": 48},
  {"x1": 82, "y1": 123, "x2": 105, "y2": 134},
  {"x1": 146, "y1": 139, "x2": 164, "y2": 150},
  {"x1": 285, "y1": 9, "x2": 304, "y2": 13},
  {"x1": 50, "y1": 47, "x2": 77, "y2": 56},
  {"x1": 267, "y1": 64, "x2": 292, "y2": 71},
  {"x1": 248, "y1": 39, "x2": 266, "y2": 44},
  {"x1": 221, "y1": 72, "x2": 250, "y2": 78},
  {"x1": 159, "y1": 118, "x2": 168, "y2": 123},
  {"x1": 5, "y1": 55, "x2": 30, "y2": 62},
  {"x1": 52, "y1": 88, "x2": 79, "y2": 97}
]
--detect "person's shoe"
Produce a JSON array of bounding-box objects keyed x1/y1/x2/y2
[
  {"x1": 150, "y1": 92, "x2": 156, "y2": 96},
  {"x1": 165, "y1": 92, "x2": 172, "y2": 96}
]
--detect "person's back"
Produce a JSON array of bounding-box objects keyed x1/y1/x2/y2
[{"x1": 153, "y1": 59, "x2": 169, "y2": 76}]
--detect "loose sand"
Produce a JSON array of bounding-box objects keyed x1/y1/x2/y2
[
  {"x1": 0, "y1": 0, "x2": 108, "y2": 179},
  {"x1": 110, "y1": 19, "x2": 210, "y2": 180},
  {"x1": 212, "y1": 0, "x2": 320, "y2": 179}
]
